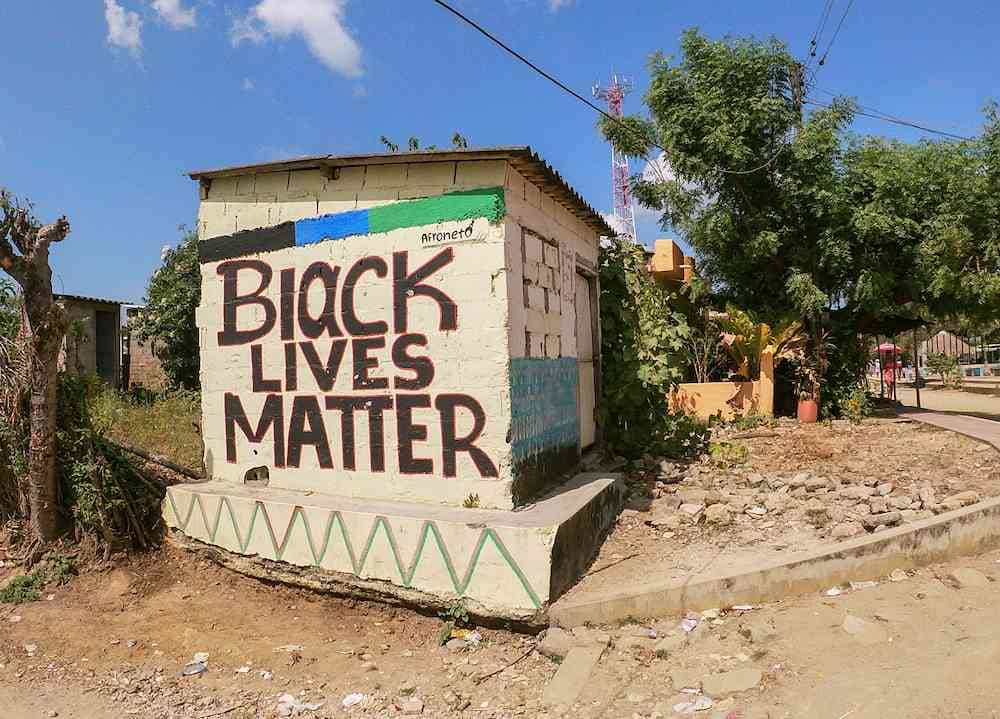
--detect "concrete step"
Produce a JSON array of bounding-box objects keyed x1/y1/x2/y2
[{"x1": 164, "y1": 472, "x2": 624, "y2": 621}]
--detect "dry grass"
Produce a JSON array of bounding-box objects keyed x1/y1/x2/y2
[{"x1": 92, "y1": 390, "x2": 202, "y2": 471}]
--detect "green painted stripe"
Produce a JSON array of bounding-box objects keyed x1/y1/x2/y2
[{"x1": 367, "y1": 187, "x2": 505, "y2": 235}]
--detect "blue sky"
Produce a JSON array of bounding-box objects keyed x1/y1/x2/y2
[{"x1": 2, "y1": 0, "x2": 997, "y2": 302}]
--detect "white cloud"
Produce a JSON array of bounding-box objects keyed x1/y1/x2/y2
[
  {"x1": 548, "y1": 0, "x2": 575, "y2": 10},
  {"x1": 152, "y1": 0, "x2": 197, "y2": 29},
  {"x1": 243, "y1": 77, "x2": 255, "y2": 91},
  {"x1": 231, "y1": 0, "x2": 363, "y2": 78},
  {"x1": 104, "y1": 0, "x2": 142, "y2": 53}
]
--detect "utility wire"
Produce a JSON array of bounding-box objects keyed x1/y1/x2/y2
[
  {"x1": 429, "y1": 0, "x2": 785, "y2": 175},
  {"x1": 817, "y1": 0, "x2": 856, "y2": 66},
  {"x1": 812, "y1": 86, "x2": 972, "y2": 138},
  {"x1": 807, "y1": 0, "x2": 837, "y2": 64},
  {"x1": 804, "y1": 98, "x2": 974, "y2": 140}
]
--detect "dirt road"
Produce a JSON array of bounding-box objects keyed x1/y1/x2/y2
[{"x1": 3, "y1": 543, "x2": 1000, "y2": 718}]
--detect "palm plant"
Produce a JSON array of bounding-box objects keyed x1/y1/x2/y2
[{"x1": 716, "y1": 306, "x2": 807, "y2": 379}]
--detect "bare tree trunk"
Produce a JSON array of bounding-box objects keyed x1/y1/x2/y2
[
  {"x1": 26, "y1": 312, "x2": 65, "y2": 541},
  {"x1": 0, "y1": 193, "x2": 71, "y2": 544}
]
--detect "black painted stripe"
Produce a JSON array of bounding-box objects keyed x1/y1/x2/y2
[{"x1": 199, "y1": 222, "x2": 295, "y2": 263}]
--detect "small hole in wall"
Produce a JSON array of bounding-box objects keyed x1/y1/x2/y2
[{"x1": 244, "y1": 466, "x2": 269, "y2": 486}]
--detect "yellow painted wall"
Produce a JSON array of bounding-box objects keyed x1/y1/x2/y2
[{"x1": 670, "y1": 352, "x2": 775, "y2": 421}]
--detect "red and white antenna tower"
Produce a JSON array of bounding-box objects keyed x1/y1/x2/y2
[{"x1": 593, "y1": 73, "x2": 637, "y2": 241}]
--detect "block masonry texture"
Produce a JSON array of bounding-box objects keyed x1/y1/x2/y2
[{"x1": 176, "y1": 158, "x2": 612, "y2": 619}]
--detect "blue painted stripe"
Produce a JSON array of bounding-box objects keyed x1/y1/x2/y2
[{"x1": 295, "y1": 209, "x2": 369, "y2": 246}]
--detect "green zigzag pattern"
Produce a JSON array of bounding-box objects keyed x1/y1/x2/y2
[{"x1": 165, "y1": 489, "x2": 541, "y2": 609}]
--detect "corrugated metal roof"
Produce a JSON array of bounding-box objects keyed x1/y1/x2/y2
[
  {"x1": 187, "y1": 146, "x2": 615, "y2": 237},
  {"x1": 54, "y1": 293, "x2": 127, "y2": 306}
]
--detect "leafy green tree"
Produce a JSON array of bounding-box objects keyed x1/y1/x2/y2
[
  {"x1": 133, "y1": 230, "x2": 201, "y2": 389},
  {"x1": 926, "y1": 352, "x2": 959, "y2": 385},
  {"x1": 599, "y1": 29, "x2": 854, "y2": 323},
  {"x1": 600, "y1": 29, "x2": 1000, "y2": 415}
]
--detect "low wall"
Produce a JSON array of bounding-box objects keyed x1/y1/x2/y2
[{"x1": 670, "y1": 352, "x2": 775, "y2": 421}]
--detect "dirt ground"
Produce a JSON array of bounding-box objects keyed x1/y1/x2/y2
[
  {"x1": 4, "y1": 543, "x2": 1000, "y2": 718},
  {"x1": 4, "y1": 420, "x2": 1000, "y2": 718},
  {"x1": 563, "y1": 418, "x2": 1000, "y2": 601}
]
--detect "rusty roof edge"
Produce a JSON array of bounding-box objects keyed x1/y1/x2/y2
[{"x1": 186, "y1": 146, "x2": 614, "y2": 238}]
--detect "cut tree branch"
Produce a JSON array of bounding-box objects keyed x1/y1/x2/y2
[{"x1": 35, "y1": 217, "x2": 71, "y2": 251}]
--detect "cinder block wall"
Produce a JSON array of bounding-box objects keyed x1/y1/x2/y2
[
  {"x1": 503, "y1": 167, "x2": 601, "y2": 502},
  {"x1": 196, "y1": 160, "x2": 521, "y2": 509},
  {"x1": 194, "y1": 159, "x2": 600, "y2": 509}
]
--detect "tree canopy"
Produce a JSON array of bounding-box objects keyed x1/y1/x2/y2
[
  {"x1": 601, "y1": 29, "x2": 1000, "y2": 336},
  {"x1": 133, "y1": 229, "x2": 201, "y2": 389}
]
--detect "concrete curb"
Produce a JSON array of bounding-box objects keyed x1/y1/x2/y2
[{"x1": 550, "y1": 495, "x2": 1000, "y2": 627}]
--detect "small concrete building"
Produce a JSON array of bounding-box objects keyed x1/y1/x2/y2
[
  {"x1": 55, "y1": 294, "x2": 123, "y2": 387},
  {"x1": 164, "y1": 147, "x2": 625, "y2": 620}
]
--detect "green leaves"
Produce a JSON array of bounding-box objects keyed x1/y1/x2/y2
[
  {"x1": 599, "y1": 237, "x2": 705, "y2": 458},
  {"x1": 0, "y1": 278, "x2": 18, "y2": 340},
  {"x1": 600, "y1": 26, "x2": 1000, "y2": 345},
  {"x1": 133, "y1": 229, "x2": 201, "y2": 390}
]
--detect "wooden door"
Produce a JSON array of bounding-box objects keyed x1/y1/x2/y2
[{"x1": 575, "y1": 272, "x2": 597, "y2": 448}]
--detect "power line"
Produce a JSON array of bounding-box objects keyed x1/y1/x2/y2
[
  {"x1": 429, "y1": 0, "x2": 620, "y2": 128},
  {"x1": 807, "y1": 0, "x2": 837, "y2": 64},
  {"x1": 812, "y1": 86, "x2": 971, "y2": 137},
  {"x1": 817, "y1": 0, "x2": 856, "y2": 66},
  {"x1": 804, "y1": 98, "x2": 974, "y2": 141},
  {"x1": 429, "y1": 0, "x2": 784, "y2": 175}
]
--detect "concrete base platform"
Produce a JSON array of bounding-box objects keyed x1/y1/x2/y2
[{"x1": 163, "y1": 472, "x2": 624, "y2": 621}]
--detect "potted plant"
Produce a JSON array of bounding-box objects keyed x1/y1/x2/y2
[{"x1": 795, "y1": 360, "x2": 821, "y2": 423}]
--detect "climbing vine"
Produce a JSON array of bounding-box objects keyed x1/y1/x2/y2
[{"x1": 598, "y1": 238, "x2": 707, "y2": 458}]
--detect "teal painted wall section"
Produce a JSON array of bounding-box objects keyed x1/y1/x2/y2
[{"x1": 509, "y1": 357, "x2": 580, "y2": 462}]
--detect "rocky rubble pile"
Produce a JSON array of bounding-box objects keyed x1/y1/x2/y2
[{"x1": 631, "y1": 457, "x2": 983, "y2": 543}]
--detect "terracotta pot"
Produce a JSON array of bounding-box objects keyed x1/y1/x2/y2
[{"x1": 797, "y1": 398, "x2": 819, "y2": 423}]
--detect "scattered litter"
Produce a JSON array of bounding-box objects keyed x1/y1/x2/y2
[
  {"x1": 276, "y1": 693, "x2": 323, "y2": 717},
  {"x1": 700, "y1": 609, "x2": 720, "y2": 620},
  {"x1": 889, "y1": 569, "x2": 908, "y2": 582},
  {"x1": 824, "y1": 587, "x2": 843, "y2": 597},
  {"x1": 45, "y1": 594, "x2": 55, "y2": 601},
  {"x1": 680, "y1": 617, "x2": 699, "y2": 632},
  {"x1": 192, "y1": 651, "x2": 210, "y2": 664},
  {"x1": 8, "y1": 615, "x2": 21, "y2": 623},
  {"x1": 274, "y1": 644, "x2": 304, "y2": 653},
  {"x1": 260, "y1": 671, "x2": 273, "y2": 681},
  {"x1": 673, "y1": 695, "x2": 714, "y2": 714},
  {"x1": 849, "y1": 580, "x2": 878, "y2": 590},
  {"x1": 342, "y1": 693, "x2": 366, "y2": 709},
  {"x1": 731, "y1": 604, "x2": 755, "y2": 611},
  {"x1": 181, "y1": 661, "x2": 207, "y2": 677},
  {"x1": 23, "y1": 644, "x2": 37, "y2": 656},
  {"x1": 450, "y1": 628, "x2": 482, "y2": 646},
  {"x1": 236, "y1": 666, "x2": 251, "y2": 674}
]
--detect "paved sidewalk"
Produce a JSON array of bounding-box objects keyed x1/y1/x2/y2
[{"x1": 899, "y1": 407, "x2": 1000, "y2": 451}]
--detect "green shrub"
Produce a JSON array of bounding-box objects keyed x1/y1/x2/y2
[{"x1": 599, "y1": 237, "x2": 708, "y2": 458}]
